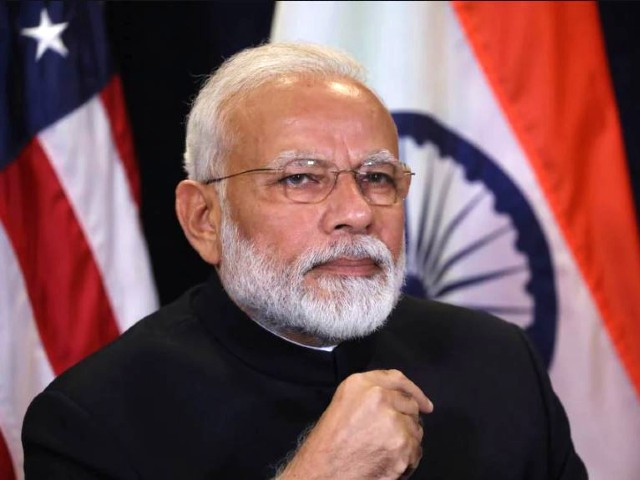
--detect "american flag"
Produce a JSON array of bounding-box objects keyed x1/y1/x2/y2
[{"x1": 0, "y1": 2, "x2": 157, "y2": 477}]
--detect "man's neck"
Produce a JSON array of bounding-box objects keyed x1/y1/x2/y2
[
  {"x1": 244, "y1": 312, "x2": 337, "y2": 351},
  {"x1": 277, "y1": 329, "x2": 337, "y2": 351}
]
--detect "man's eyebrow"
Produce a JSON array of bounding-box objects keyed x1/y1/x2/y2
[
  {"x1": 266, "y1": 149, "x2": 399, "y2": 168},
  {"x1": 363, "y1": 149, "x2": 399, "y2": 164},
  {"x1": 266, "y1": 150, "x2": 325, "y2": 168}
]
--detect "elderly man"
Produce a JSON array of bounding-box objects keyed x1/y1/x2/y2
[{"x1": 22, "y1": 43, "x2": 586, "y2": 479}]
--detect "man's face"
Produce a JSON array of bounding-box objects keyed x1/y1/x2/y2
[
  {"x1": 224, "y1": 77, "x2": 404, "y2": 276},
  {"x1": 216, "y1": 76, "x2": 407, "y2": 343}
]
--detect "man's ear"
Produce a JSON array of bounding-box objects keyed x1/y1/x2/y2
[{"x1": 175, "y1": 180, "x2": 222, "y2": 266}]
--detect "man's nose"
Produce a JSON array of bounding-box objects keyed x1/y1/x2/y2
[{"x1": 320, "y1": 172, "x2": 374, "y2": 234}]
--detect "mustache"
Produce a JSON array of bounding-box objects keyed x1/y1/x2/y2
[{"x1": 296, "y1": 236, "x2": 395, "y2": 274}]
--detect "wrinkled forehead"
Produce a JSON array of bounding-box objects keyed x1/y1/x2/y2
[
  {"x1": 225, "y1": 73, "x2": 395, "y2": 133},
  {"x1": 223, "y1": 76, "x2": 398, "y2": 171}
]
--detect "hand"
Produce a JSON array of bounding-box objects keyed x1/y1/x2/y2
[{"x1": 278, "y1": 369, "x2": 434, "y2": 480}]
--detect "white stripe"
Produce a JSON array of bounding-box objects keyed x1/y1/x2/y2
[
  {"x1": 272, "y1": 2, "x2": 640, "y2": 478},
  {"x1": 38, "y1": 96, "x2": 158, "y2": 333},
  {"x1": 0, "y1": 223, "x2": 55, "y2": 480}
]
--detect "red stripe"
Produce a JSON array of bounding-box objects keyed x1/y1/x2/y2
[
  {"x1": 99, "y1": 75, "x2": 142, "y2": 206},
  {"x1": 0, "y1": 139, "x2": 120, "y2": 375},
  {"x1": 453, "y1": 1, "x2": 640, "y2": 397},
  {"x1": 0, "y1": 427, "x2": 16, "y2": 480}
]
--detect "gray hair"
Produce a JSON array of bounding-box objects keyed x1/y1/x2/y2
[{"x1": 183, "y1": 42, "x2": 367, "y2": 182}]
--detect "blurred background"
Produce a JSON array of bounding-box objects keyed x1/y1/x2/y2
[{"x1": 106, "y1": 2, "x2": 275, "y2": 303}]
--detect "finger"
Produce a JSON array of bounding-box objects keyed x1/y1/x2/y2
[
  {"x1": 373, "y1": 370, "x2": 434, "y2": 413},
  {"x1": 402, "y1": 431, "x2": 423, "y2": 474},
  {"x1": 389, "y1": 390, "x2": 420, "y2": 420},
  {"x1": 409, "y1": 442, "x2": 423, "y2": 473},
  {"x1": 387, "y1": 409, "x2": 423, "y2": 446},
  {"x1": 386, "y1": 414, "x2": 423, "y2": 477},
  {"x1": 381, "y1": 370, "x2": 433, "y2": 413},
  {"x1": 398, "y1": 410, "x2": 424, "y2": 442},
  {"x1": 399, "y1": 466, "x2": 416, "y2": 480}
]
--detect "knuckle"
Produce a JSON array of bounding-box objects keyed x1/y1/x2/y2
[
  {"x1": 382, "y1": 409, "x2": 399, "y2": 429},
  {"x1": 398, "y1": 435, "x2": 411, "y2": 452},
  {"x1": 387, "y1": 429, "x2": 411, "y2": 453},
  {"x1": 385, "y1": 368, "x2": 404, "y2": 380},
  {"x1": 368, "y1": 385, "x2": 387, "y2": 406},
  {"x1": 339, "y1": 373, "x2": 364, "y2": 393},
  {"x1": 344, "y1": 372, "x2": 362, "y2": 385},
  {"x1": 392, "y1": 460, "x2": 410, "y2": 477}
]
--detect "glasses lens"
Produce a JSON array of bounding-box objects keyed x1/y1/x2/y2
[
  {"x1": 395, "y1": 165, "x2": 412, "y2": 201},
  {"x1": 281, "y1": 160, "x2": 332, "y2": 203},
  {"x1": 358, "y1": 162, "x2": 407, "y2": 205}
]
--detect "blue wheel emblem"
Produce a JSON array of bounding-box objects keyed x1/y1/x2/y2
[{"x1": 395, "y1": 112, "x2": 558, "y2": 367}]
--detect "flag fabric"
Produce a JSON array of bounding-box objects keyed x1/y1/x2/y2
[
  {"x1": 0, "y1": 2, "x2": 157, "y2": 478},
  {"x1": 272, "y1": 1, "x2": 640, "y2": 478}
]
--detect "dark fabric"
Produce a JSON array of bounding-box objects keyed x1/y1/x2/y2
[{"x1": 22, "y1": 275, "x2": 587, "y2": 479}]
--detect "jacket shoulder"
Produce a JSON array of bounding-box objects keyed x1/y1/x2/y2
[
  {"x1": 44, "y1": 283, "x2": 208, "y2": 399},
  {"x1": 389, "y1": 294, "x2": 520, "y2": 347}
]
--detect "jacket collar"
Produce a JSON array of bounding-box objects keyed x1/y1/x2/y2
[{"x1": 191, "y1": 274, "x2": 375, "y2": 386}]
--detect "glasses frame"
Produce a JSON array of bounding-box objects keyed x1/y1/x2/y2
[{"x1": 203, "y1": 159, "x2": 414, "y2": 206}]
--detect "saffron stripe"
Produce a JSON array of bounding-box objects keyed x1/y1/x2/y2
[
  {"x1": 0, "y1": 139, "x2": 120, "y2": 375},
  {"x1": 99, "y1": 75, "x2": 142, "y2": 206},
  {"x1": 453, "y1": 0, "x2": 640, "y2": 399}
]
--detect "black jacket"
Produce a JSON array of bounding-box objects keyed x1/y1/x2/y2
[{"x1": 22, "y1": 275, "x2": 587, "y2": 479}]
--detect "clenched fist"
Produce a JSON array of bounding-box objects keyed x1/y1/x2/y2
[{"x1": 278, "y1": 369, "x2": 433, "y2": 480}]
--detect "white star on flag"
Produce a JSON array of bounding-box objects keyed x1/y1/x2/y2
[{"x1": 21, "y1": 8, "x2": 69, "y2": 61}]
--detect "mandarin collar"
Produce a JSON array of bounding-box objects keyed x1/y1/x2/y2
[{"x1": 191, "y1": 274, "x2": 374, "y2": 386}]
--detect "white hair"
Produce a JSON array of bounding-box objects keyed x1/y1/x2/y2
[
  {"x1": 183, "y1": 42, "x2": 367, "y2": 182},
  {"x1": 217, "y1": 209, "x2": 405, "y2": 345}
]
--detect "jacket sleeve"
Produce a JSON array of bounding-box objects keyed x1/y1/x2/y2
[
  {"x1": 513, "y1": 326, "x2": 589, "y2": 480},
  {"x1": 22, "y1": 389, "x2": 138, "y2": 480}
]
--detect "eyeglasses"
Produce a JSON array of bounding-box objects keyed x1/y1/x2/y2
[{"x1": 203, "y1": 158, "x2": 414, "y2": 206}]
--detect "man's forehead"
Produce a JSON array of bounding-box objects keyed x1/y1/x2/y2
[
  {"x1": 237, "y1": 75, "x2": 380, "y2": 114},
  {"x1": 268, "y1": 74, "x2": 367, "y2": 96},
  {"x1": 224, "y1": 74, "x2": 398, "y2": 171}
]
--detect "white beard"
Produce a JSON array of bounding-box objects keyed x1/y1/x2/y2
[{"x1": 217, "y1": 213, "x2": 406, "y2": 345}]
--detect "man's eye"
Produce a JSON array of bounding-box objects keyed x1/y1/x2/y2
[
  {"x1": 361, "y1": 172, "x2": 395, "y2": 186},
  {"x1": 279, "y1": 173, "x2": 318, "y2": 187}
]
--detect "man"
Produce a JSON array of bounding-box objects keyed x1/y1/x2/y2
[{"x1": 22, "y1": 43, "x2": 587, "y2": 479}]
